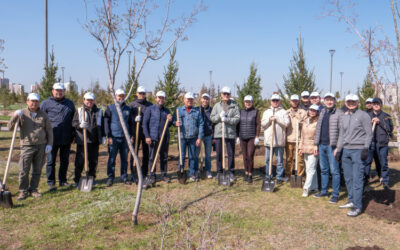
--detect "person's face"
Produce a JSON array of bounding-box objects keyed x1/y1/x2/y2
[
  {"x1": 324, "y1": 97, "x2": 336, "y2": 108},
  {"x1": 271, "y1": 99, "x2": 280, "y2": 108},
  {"x1": 244, "y1": 100, "x2": 253, "y2": 109},
  {"x1": 310, "y1": 96, "x2": 321, "y2": 105},
  {"x1": 290, "y1": 100, "x2": 299, "y2": 108},
  {"x1": 308, "y1": 109, "x2": 317, "y2": 118},
  {"x1": 52, "y1": 89, "x2": 65, "y2": 99},
  {"x1": 201, "y1": 97, "x2": 210, "y2": 107},
  {"x1": 365, "y1": 102, "x2": 372, "y2": 109},
  {"x1": 156, "y1": 96, "x2": 165, "y2": 105},
  {"x1": 221, "y1": 92, "x2": 231, "y2": 101},
  {"x1": 372, "y1": 102, "x2": 382, "y2": 112},
  {"x1": 136, "y1": 91, "x2": 146, "y2": 100},
  {"x1": 26, "y1": 99, "x2": 40, "y2": 111},
  {"x1": 301, "y1": 96, "x2": 309, "y2": 103},
  {"x1": 345, "y1": 100, "x2": 359, "y2": 110},
  {"x1": 84, "y1": 99, "x2": 94, "y2": 108},
  {"x1": 116, "y1": 94, "x2": 125, "y2": 102},
  {"x1": 184, "y1": 97, "x2": 194, "y2": 107}
]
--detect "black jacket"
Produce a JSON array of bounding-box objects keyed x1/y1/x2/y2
[
  {"x1": 72, "y1": 104, "x2": 104, "y2": 145},
  {"x1": 368, "y1": 110, "x2": 393, "y2": 146},
  {"x1": 129, "y1": 98, "x2": 153, "y2": 138},
  {"x1": 200, "y1": 105, "x2": 213, "y2": 137}
]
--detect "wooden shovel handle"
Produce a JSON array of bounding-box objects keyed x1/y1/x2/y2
[
  {"x1": 295, "y1": 120, "x2": 299, "y2": 172},
  {"x1": 177, "y1": 109, "x2": 183, "y2": 167},
  {"x1": 269, "y1": 121, "x2": 274, "y2": 176},
  {"x1": 133, "y1": 107, "x2": 141, "y2": 167},
  {"x1": 372, "y1": 121, "x2": 376, "y2": 132},
  {"x1": 83, "y1": 106, "x2": 89, "y2": 173},
  {"x1": 2, "y1": 121, "x2": 18, "y2": 186},
  {"x1": 150, "y1": 117, "x2": 170, "y2": 173},
  {"x1": 222, "y1": 121, "x2": 226, "y2": 171}
]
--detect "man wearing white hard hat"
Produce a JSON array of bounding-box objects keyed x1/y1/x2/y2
[
  {"x1": 300, "y1": 91, "x2": 311, "y2": 110},
  {"x1": 8, "y1": 93, "x2": 53, "y2": 200},
  {"x1": 210, "y1": 86, "x2": 240, "y2": 181},
  {"x1": 41, "y1": 82, "x2": 76, "y2": 191},
  {"x1": 128, "y1": 86, "x2": 153, "y2": 183},
  {"x1": 365, "y1": 97, "x2": 373, "y2": 113},
  {"x1": 313, "y1": 93, "x2": 343, "y2": 203},
  {"x1": 309, "y1": 91, "x2": 322, "y2": 111},
  {"x1": 336, "y1": 94, "x2": 372, "y2": 217},
  {"x1": 142, "y1": 90, "x2": 173, "y2": 187},
  {"x1": 104, "y1": 89, "x2": 134, "y2": 187},
  {"x1": 261, "y1": 93, "x2": 290, "y2": 183},
  {"x1": 173, "y1": 92, "x2": 204, "y2": 181},
  {"x1": 285, "y1": 94, "x2": 307, "y2": 178},
  {"x1": 72, "y1": 92, "x2": 105, "y2": 188},
  {"x1": 236, "y1": 95, "x2": 261, "y2": 183}
]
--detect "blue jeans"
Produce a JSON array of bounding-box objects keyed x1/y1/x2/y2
[
  {"x1": 107, "y1": 137, "x2": 128, "y2": 181},
  {"x1": 265, "y1": 146, "x2": 284, "y2": 180},
  {"x1": 319, "y1": 144, "x2": 341, "y2": 197},
  {"x1": 195, "y1": 135, "x2": 212, "y2": 172},
  {"x1": 179, "y1": 138, "x2": 198, "y2": 177},
  {"x1": 342, "y1": 149, "x2": 365, "y2": 210}
]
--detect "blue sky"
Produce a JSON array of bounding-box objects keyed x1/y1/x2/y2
[{"x1": 0, "y1": 0, "x2": 395, "y2": 98}]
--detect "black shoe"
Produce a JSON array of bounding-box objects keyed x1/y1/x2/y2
[
  {"x1": 124, "y1": 180, "x2": 132, "y2": 185},
  {"x1": 162, "y1": 176, "x2": 171, "y2": 183},
  {"x1": 313, "y1": 192, "x2": 329, "y2": 198},
  {"x1": 60, "y1": 182, "x2": 71, "y2": 188},
  {"x1": 383, "y1": 184, "x2": 390, "y2": 191},
  {"x1": 48, "y1": 184, "x2": 57, "y2": 192},
  {"x1": 281, "y1": 177, "x2": 289, "y2": 182},
  {"x1": 277, "y1": 180, "x2": 283, "y2": 185},
  {"x1": 243, "y1": 175, "x2": 248, "y2": 182},
  {"x1": 229, "y1": 172, "x2": 236, "y2": 182},
  {"x1": 17, "y1": 191, "x2": 29, "y2": 201},
  {"x1": 347, "y1": 208, "x2": 362, "y2": 217},
  {"x1": 106, "y1": 179, "x2": 113, "y2": 187},
  {"x1": 329, "y1": 196, "x2": 338, "y2": 204},
  {"x1": 248, "y1": 175, "x2": 253, "y2": 184}
]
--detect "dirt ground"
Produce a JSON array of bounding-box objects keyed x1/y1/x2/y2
[{"x1": 363, "y1": 189, "x2": 400, "y2": 223}]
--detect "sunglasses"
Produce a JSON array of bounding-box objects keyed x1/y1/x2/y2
[
  {"x1": 222, "y1": 93, "x2": 231, "y2": 96},
  {"x1": 271, "y1": 99, "x2": 280, "y2": 102},
  {"x1": 372, "y1": 103, "x2": 381, "y2": 106},
  {"x1": 366, "y1": 102, "x2": 372, "y2": 104},
  {"x1": 138, "y1": 92, "x2": 146, "y2": 95}
]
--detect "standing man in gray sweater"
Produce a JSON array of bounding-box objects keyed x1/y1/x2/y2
[{"x1": 335, "y1": 94, "x2": 372, "y2": 217}]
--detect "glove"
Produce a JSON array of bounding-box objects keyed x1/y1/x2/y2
[
  {"x1": 15, "y1": 110, "x2": 22, "y2": 117},
  {"x1": 361, "y1": 148, "x2": 369, "y2": 161},
  {"x1": 236, "y1": 138, "x2": 240, "y2": 145},
  {"x1": 135, "y1": 116, "x2": 141, "y2": 122},
  {"x1": 221, "y1": 116, "x2": 227, "y2": 122},
  {"x1": 45, "y1": 145, "x2": 52, "y2": 154},
  {"x1": 335, "y1": 150, "x2": 342, "y2": 162},
  {"x1": 219, "y1": 111, "x2": 226, "y2": 119},
  {"x1": 254, "y1": 137, "x2": 260, "y2": 146},
  {"x1": 102, "y1": 137, "x2": 107, "y2": 145},
  {"x1": 79, "y1": 121, "x2": 89, "y2": 129}
]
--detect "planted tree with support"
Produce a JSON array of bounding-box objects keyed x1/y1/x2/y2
[
  {"x1": 358, "y1": 69, "x2": 375, "y2": 110},
  {"x1": 236, "y1": 63, "x2": 263, "y2": 109},
  {"x1": 125, "y1": 55, "x2": 139, "y2": 104},
  {"x1": 83, "y1": 0, "x2": 203, "y2": 225}
]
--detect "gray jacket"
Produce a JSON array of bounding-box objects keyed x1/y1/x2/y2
[
  {"x1": 314, "y1": 106, "x2": 343, "y2": 147},
  {"x1": 337, "y1": 109, "x2": 373, "y2": 151},
  {"x1": 210, "y1": 100, "x2": 240, "y2": 139}
]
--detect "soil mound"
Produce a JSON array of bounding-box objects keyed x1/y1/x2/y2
[{"x1": 363, "y1": 189, "x2": 400, "y2": 223}]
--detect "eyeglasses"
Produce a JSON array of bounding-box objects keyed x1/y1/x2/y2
[
  {"x1": 138, "y1": 92, "x2": 146, "y2": 95},
  {"x1": 271, "y1": 99, "x2": 280, "y2": 102},
  {"x1": 222, "y1": 93, "x2": 230, "y2": 96},
  {"x1": 372, "y1": 103, "x2": 381, "y2": 106},
  {"x1": 366, "y1": 102, "x2": 372, "y2": 104},
  {"x1": 302, "y1": 96, "x2": 309, "y2": 98}
]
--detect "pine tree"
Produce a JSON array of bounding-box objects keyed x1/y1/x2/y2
[
  {"x1": 237, "y1": 62, "x2": 263, "y2": 109},
  {"x1": 278, "y1": 33, "x2": 316, "y2": 109},
  {"x1": 155, "y1": 45, "x2": 183, "y2": 110},
  {"x1": 65, "y1": 83, "x2": 80, "y2": 104},
  {"x1": 358, "y1": 69, "x2": 375, "y2": 110},
  {"x1": 39, "y1": 50, "x2": 59, "y2": 100},
  {"x1": 125, "y1": 55, "x2": 139, "y2": 104}
]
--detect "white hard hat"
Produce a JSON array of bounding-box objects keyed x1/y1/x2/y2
[
  {"x1": 184, "y1": 92, "x2": 194, "y2": 99},
  {"x1": 310, "y1": 92, "x2": 320, "y2": 97},
  {"x1": 137, "y1": 86, "x2": 146, "y2": 93},
  {"x1": 156, "y1": 91, "x2": 166, "y2": 98},
  {"x1": 366, "y1": 98, "x2": 373, "y2": 103},
  {"x1": 309, "y1": 104, "x2": 320, "y2": 111},
  {"x1": 27, "y1": 93, "x2": 40, "y2": 101},
  {"x1": 53, "y1": 82, "x2": 65, "y2": 90},
  {"x1": 345, "y1": 94, "x2": 359, "y2": 102},
  {"x1": 115, "y1": 89, "x2": 125, "y2": 95},
  {"x1": 202, "y1": 93, "x2": 210, "y2": 99},
  {"x1": 244, "y1": 95, "x2": 253, "y2": 101},
  {"x1": 324, "y1": 92, "x2": 335, "y2": 99},
  {"x1": 84, "y1": 92, "x2": 95, "y2": 100},
  {"x1": 271, "y1": 94, "x2": 281, "y2": 100},
  {"x1": 290, "y1": 94, "x2": 299, "y2": 101},
  {"x1": 221, "y1": 86, "x2": 231, "y2": 94},
  {"x1": 301, "y1": 91, "x2": 310, "y2": 97}
]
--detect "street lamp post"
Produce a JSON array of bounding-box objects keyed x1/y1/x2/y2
[
  {"x1": 61, "y1": 67, "x2": 65, "y2": 83},
  {"x1": 340, "y1": 72, "x2": 344, "y2": 99},
  {"x1": 329, "y1": 49, "x2": 335, "y2": 93}
]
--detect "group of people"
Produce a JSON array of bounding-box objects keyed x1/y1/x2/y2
[{"x1": 8, "y1": 82, "x2": 393, "y2": 217}]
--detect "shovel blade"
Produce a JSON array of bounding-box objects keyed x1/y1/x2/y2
[
  {"x1": 261, "y1": 178, "x2": 275, "y2": 192},
  {"x1": 78, "y1": 176, "x2": 94, "y2": 192},
  {"x1": 0, "y1": 190, "x2": 13, "y2": 208},
  {"x1": 218, "y1": 172, "x2": 231, "y2": 186},
  {"x1": 177, "y1": 170, "x2": 187, "y2": 185},
  {"x1": 290, "y1": 174, "x2": 296, "y2": 188},
  {"x1": 199, "y1": 167, "x2": 206, "y2": 180},
  {"x1": 296, "y1": 175, "x2": 303, "y2": 188}
]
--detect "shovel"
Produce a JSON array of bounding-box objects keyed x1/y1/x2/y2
[
  {"x1": 129, "y1": 107, "x2": 142, "y2": 184},
  {"x1": 176, "y1": 109, "x2": 187, "y2": 184},
  {"x1": 262, "y1": 111, "x2": 275, "y2": 192},
  {"x1": 144, "y1": 118, "x2": 169, "y2": 189},
  {"x1": 290, "y1": 120, "x2": 303, "y2": 188},
  {"x1": 0, "y1": 122, "x2": 18, "y2": 208},
  {"x1": 79, "y1": 106, "x2": 93, "y2": 192},
  {"x1": 199, "y1": 143, "x2": 206, "y2": 180},
  {"x1": 218, "y1": 121, "x2": 231, "y2": 186}
]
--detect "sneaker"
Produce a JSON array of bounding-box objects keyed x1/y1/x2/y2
[
  {"x1": 124, "y1": 180, "x2": 132, "y2": 185},
  {"x1": 281, "y1": 177, "x2": 289, "y2": 182},
  {"x1": 243, "y1": 175, "x2": 248, "y2": 182},
  {"x1": 60, "y1": 182, "x2": 72, "y2": 188},
  {"x1": 347, "y1": 208, "x2": 362, "y2": 217},
  {"x1": 339, "y1": 202, "x2": 354, "y2": 209},
  {"x1": 162, "y1": 176, "x2": 171, "y2": 183},
  {"x1": 229, "y1": 172, "x2": 236, "y2": 182},
  {"x1": 30, "y1": 190, "x2": 42, "y2": 198},
  {"x1": 17, "y1": 191, "x2": 29, "y2": 201},
  {"x1": 190, "y1": 176, "x2": 196, "y2": 182},
  {"x1": 276, "y1": 180, "x2": 283, "y2": 185},
  {"x1": 74, "y1": 182, "x2": 79, "y2": 189},
  {"x1": 329, "y1": 196, "x2": 339, "y2": 204},
  {"x1": 313, "y1": 192, "x2": 329, "y2": 198},
  {"x1": 248, "y1": 175, "x2": 253, "y2": 184},
  {"x1": 106, "y1": 179, "x2": 113, "y2": 187},
  {"x1": 207, "y1": 171, "x2": 213, "y2": 179},
  {"x1": 383, "y1": 184, "x2": 390, "y2": 191},
  {"x1": 302, "y1": 189, "x2": 309, "y2": 197},
  {"x1": 48, "y1": 184, "x2": 57, "y2": 192}
]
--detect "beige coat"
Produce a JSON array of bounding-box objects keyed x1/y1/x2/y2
[
  {"x1": 299, "y1": 116, "x2": 318, "y2": 154},
  {"x1": 261, "y1": 106, "x2": 290, "y2": 147},
  {"x1": 286, "y1": 108, "x2": 307, "y2": 143}
]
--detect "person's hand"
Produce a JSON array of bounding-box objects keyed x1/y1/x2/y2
[
  {"x1": 196, "y1": 138, "x2": 202, "y2": 147},
  {"x1": 79, "y1": 121, "x2": 89, "y2": 129},
  {"x1": 372, "y1": 117, "x2": 380, "y2": 124},
  {"x1": 131, "y1": 137, "x2": 134, "y2": 144},
  {"x1": 45, "y1": 145, "x2": 52, "y2": 154},
  {"x1": 298, "y1": 150, "x2": 303, "y2": 155},
  {"x1": 313, "y1": 146, "x2": 318, "y2": 156},
  {"x1": 175, "y1": 121, "x2": 181, "y2": 127},
  {"x1": 361, "y1": 148, "x2": 369, "y2": 161},
  {"x1": 254, "y1": 137, "x2": 260, "y2": 146},
  {"x1": 167, "y1": 114, "x2": 172, "y2": 122},
  {"x1": 219, "y1": 111, "x2": 226, "y2": 119},
  {"x1": 221, "y1": 116, "x2": 227, "y2": 122},
  {"x1": 135, "y1": 115, "x2": 141, "y2": 122},
  {"x1": 335, "y1": 150, "x2": 342, "y2": 162},
  {"x1": 108, "y1": 138, "x2": 113, "y2": 145},
  {"x1": 270, "y1": 115, "x2": 276, "y2": 122},
  {"x1": 102, "y1": 137, "x2": 106, "y2": 145},
  {"x1": 146, "y1": 138, "x2": 152, "y2": 145},
  {"x1": 14, "y1": 110, "x2": 22, "y2": 117},
  {"x1": 236, "y1": 137, "x2": 240, "y2": 145}
]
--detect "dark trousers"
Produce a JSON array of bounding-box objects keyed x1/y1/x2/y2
[
  {"x1": 364, "y1": 141, "x2": 384, "y2": 180},
  {"x1": 129, "y1": 136, "x2": 149, "y2": 180},
  {"x1": 74, "y1": 143, "x2": 99, "y2": 184},
  {"x1": 148, "y1": 139, "x2": 169, "y2": 177},
  {"x1": 107, "y1": 137, "x2": 129, "y2": 181},
  {"x1": 46, "y1": 144, "x2": 71, "y2": 185},
  {"x1": 240, "y1": 138, "x2": 255, "y2": 174},
  {"x1": 215, "y1": 138, "x2": 235, "y2": 174},
  {"x1": 342, "y1": 149, "x2": 365, "y2": 210}
]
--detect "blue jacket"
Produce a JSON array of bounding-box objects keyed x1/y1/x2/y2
[
  {"x1": 368, "y1": 110, "x2": 393, "y2": 147},
  {"x1": 40, "y1": 97, "x2": 75, "y2": 145},
  {"x1": 200, "y1": 105, "x2": 213, "y2": 137},
  {"x1": 142, "y1": 104, "x2": 171, "y2": 141},
  {"x1": 173, "y1": 106, "x2": 204, "y2": 140},
  {"x1": 104, "y1": 103, "x2": 132, "y2": 138}
]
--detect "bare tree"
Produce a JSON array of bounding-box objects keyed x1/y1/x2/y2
[{"x1": 83, "y1": 0, "x2": 204, "y2": 225}]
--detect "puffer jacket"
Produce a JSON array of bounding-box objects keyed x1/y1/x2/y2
[
  {"x1": 142, "y1": 104, "x2": 171, "y2": 141},
  {"x1": 286, "y1": 108, "x2": 307, "y2": 143},
  {"x1": 314, "y1": 106, "x2": 343, "y2": 147},
  {"x1": 173, "y1": 106, "x2": 204, "y2": 139},
  {"x1": 261, "y1": 106, "x2": 290, "y2": 147},
  {"x1": 299, "y1": 116, "x2": 318, "y2": 154},
  {"x1": 210, "y1": 100, "x2": 240, "y2": 139}
]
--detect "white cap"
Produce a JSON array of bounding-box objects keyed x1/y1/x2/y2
[
  {"x1": 290, "y1": 94, "x2": 299, "y2": 101},
  {"x1": 115, "y1": 89, "x2": 125, "y2": 95},
  {"x1": 310, "y1": 91, "x2": 320, "y2": 97},
  {"x1": 221, "y1": 86, "x2": 231, "y2": 94},
  {"x1": 244, "y1": 95, "x2": 253, "y2": 101},
  {"x1": 27, "y1": 93, "x2": 40, "y2": 101},
  {"x1": 345, "y1": 94, "x2": 359, "y2": 102},
  {"x1": 309, "y1": 104, "x2": 320, "y2": 111},
  {"x1": 156, "y1": 91, "x2": 166, "y2": 98},
  {"x1": 271, "y1": 94, "x2": 281, "y2": 100},
  {"x1": 184, "y1": 92, "x2": 194, "y2": 99},
  {"x1": 84, "y1": 92, "x2": 95, "y2": 100},
  {"x1": 324, "y1": 93, "x2": 335, "y2": 99},
  {"x1": 53, "y1": 82, "x2": 65, "y2": 90},
  {"x1": 137, "y1": 86, "x2": 146, "y2": 93},
  {"x1": 366, "y1": 98, "x2": 373, "y2": 103},
  {"x1": 202, "y1": 93, "x2": 210, "y2": 99},
  {"x1": 301, "y1": 91, "x2": 310, "y2": 97}
]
